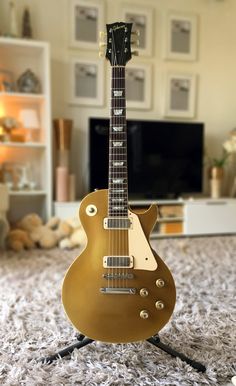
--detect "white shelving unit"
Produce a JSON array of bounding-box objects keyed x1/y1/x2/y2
[
  {"x1": 0, "y1": 37, "x2": 52, "y2": 222},
  {"x1": 54, "y1": 197, "x2": 236, "y2": 238}
]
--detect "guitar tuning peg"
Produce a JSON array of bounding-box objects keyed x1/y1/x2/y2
[
  {"x1": 131, "y1": 30, "x2": 140, "y2": 37},
  {"x1": 99, "y1": 31, "x2": 107, "y2": 39},
  {"x1": 132, "y1": 50, "x2": 139, "y2": 56},
  {"x1": 99, "y1": 50, "x2": 105, "y2": 58},
  {"x1": 131, "y1": 39, "x2": 140, "y2": 47},
  {"x1": 99, "y1": 42, "x2": 107, "y2": 48}
]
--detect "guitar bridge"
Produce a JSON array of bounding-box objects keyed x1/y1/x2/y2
[
  {"x1": 100, "y1": 287, "x2": 136, "y2": 295},
  {"x1": 103, "y1": 273, "x2": 134, "y2": 280}
]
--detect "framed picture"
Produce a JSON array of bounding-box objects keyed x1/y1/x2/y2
[
  {"x1": 69, "y1": 58, "x2": 104, "y2": 106},
  {"x1": 165, "y1": 73, "x2": 197, "y2": 118},
  {"x1": 121, "y1": 6, "x2": 153, "y2": 56},
  {"x1": 69, "y1": 0, "x2": 104, "y2": 49},
  {"x1": 126, "y1": 64, "x2": 152, "y2": 109},
  {"x1": 165, "y1": 12, "x2": 197, "y2": 61},
  {"x1": 0, "y1": 69, "x2": 15, "y2": 92}
]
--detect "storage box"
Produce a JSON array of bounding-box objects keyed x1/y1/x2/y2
[
  {"x1": 159, "y1": 222, "x2": 183, "y2": 234},
  {"x1": 159, "y1": 205, "x2": 183, "y2": 218}
]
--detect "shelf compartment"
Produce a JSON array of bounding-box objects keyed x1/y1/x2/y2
[
  {"x1": 9, "y1": 190, "x2": 47, "y2": 196},
  {"x1": 0, "y1": 92, "x2": 45, "y2": 103},
  {"x1": 0, "y1": 142, "x2": 46, "y2": 148},
  {"x1": 158, "y1": 221, "x2": 183, "y2": 235},
  {"x1": 158, "y1": 217, "x2": 184, "y2": 223}
]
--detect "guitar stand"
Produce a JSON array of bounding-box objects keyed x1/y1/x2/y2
[{"x1": 40, "y1": 333, "x2": 206, "y2": 373}]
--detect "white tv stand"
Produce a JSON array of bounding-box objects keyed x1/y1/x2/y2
[{"x1": 54, "y1": 197, "x2": 236, "y2": 238}]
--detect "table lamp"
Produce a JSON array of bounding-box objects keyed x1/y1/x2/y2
[{"x1": 19, "y1": 109, "x2": 40, "y2": 142}]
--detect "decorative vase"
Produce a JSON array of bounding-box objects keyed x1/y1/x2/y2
[
  {"x1": 209, "y1": 166, "x2": 224, "y2": 180},
  {"x1": 53, "y1": 119, "x2": 73, "y2": 168},
  {"x1": 56, "y1": 167, "x2": 69, "y2": 202},
  {"x1": 9, "y1": 1, "x2": 19, "y2": 37},
  {"x1": 209, "y1": 166, "x2": 224, "y2": 198}
]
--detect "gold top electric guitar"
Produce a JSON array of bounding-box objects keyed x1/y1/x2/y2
[{"x1": 62, "y1": 22, "x2": 176, "y2": 343}]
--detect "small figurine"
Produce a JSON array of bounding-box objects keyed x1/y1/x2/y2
[
  {"x1": 0, "y1": 116, "x2": 18, "y2": 141},
  {"x1": 17, "y1": 69, "x2": 41, "y2": 94},
  {"x1": 22, "y1": 7, "x2": 33, "y2": 39}
]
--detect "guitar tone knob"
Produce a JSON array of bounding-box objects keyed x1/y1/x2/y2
[
  {"x1": 155, "y1": 301, "x2": 164, "y2": 310},
  {"x1": 140, "y1": 288, "x2": 149, "y2": 297},
  {"x1": 156, "y1": 279, "x2": 165, "y2": 288},
  {"x1": 140, "y1": 310, "x2": 149, "y2": 319}
]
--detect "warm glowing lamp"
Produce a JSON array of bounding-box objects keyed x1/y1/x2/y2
[{"x1": 19, "y1": 109, "x2": 40, "y2": 142}]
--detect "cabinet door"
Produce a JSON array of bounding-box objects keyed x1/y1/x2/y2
[{"x1": 184, "y1": 201, "x2": 236, "y2": 235}]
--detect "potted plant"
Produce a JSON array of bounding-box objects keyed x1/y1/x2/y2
[
  {"x1": 207, "y1": 150, "x2": 229, "y2": 198},
  {"x1": 208, "y1": 150, "x2": 229, "y2": 180}
]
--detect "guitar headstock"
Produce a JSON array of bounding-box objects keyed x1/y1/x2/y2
[{"x1": 99, "y1": 22, "x2": 139, "y2": 66}]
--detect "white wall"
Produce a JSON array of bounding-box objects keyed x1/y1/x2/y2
[{"x1": 1, "y1": 0, "x2": 236, "y2": 197}]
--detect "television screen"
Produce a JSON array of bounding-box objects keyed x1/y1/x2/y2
[{"x1": 89, "y1": 118, "x2": 204, "y2": 199}]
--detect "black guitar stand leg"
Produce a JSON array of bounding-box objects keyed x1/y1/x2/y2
[
  {"x1": 40, "y1": 334, "x2": 94, "y2": 364},
  {"x1": 40, "y1": 333, "x2": 206, "y2": 372},
  {"x1": 147, "y1": 335, "x2": 206, "y2": 373}
]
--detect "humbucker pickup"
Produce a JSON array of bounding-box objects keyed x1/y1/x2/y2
[
  {"x1": 103, "y1": 217, "x2": 132, "y2": 229},
  {"x1": 103, "y1": 256, "x2": 133, "y2": 268}
]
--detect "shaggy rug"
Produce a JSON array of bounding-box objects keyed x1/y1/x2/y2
[{"x1": 0, "y1": 236, "x2": 235, "y2": 386}]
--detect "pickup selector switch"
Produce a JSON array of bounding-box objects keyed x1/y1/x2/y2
[{"x1": 140, "y1": 310, "x2": 149, "y2": 319}]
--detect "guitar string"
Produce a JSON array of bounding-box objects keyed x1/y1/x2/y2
[
  {"x1": 120, "y1": 33, "x2": 128, "y2": 290},
  {"x1": 119, "y1": 34, "x2": 127, "y2": 290},
  {"x1": 109, "y1": 28, "x2": 129, "y2": 290},
  {"x1": 109, "y1": 35, "x2": 114, "y2": 289},
  {"x1": 119, "y1": 65, "x2": 123, "y2": 290},
  {"x1": 111, "y1": 30, "x2": 118, "y2": 289}
]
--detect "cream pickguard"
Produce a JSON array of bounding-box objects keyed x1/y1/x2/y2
[{"x1": 128, "y1": 210, "x2": 157, "y2": 271}]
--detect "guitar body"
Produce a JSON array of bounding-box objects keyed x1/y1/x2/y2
[{"x1": 62, "y1": 189, "x2": 176, "y2": 343}]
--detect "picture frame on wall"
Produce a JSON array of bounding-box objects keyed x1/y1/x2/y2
[
  {"x1": 121, "y1": 6, "x2": 153, "y2": 56},
  {"x1": 69, "y1": 58, "x2": 104, "y2": 106},
  {"x1": 126, "y1": 63, "x2": 152, "y2": 110},
  {"x1": 165, "y1": 73, "x2": 197, "y2": 118},
  {"x1": 69, "y1": 0, "x2": 104, "y2": 49},
  {"x1": 165, "y1": 12, "x2": 197, "y2": 61}
]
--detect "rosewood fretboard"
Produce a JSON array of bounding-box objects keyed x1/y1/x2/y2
[{"x1": 108, "y1": 66, "x2": 128, "y2": 218}]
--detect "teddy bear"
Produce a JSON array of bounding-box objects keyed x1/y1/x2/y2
[
  {"x1": 59, "y1": 217, "x2": 87, "y2": 249},
  {"x1": 6, "y1": 229, "x2": 35, "y2": 252},
  {"x1": 16, "y1": 213, "x2": 72, "y2": 249}
]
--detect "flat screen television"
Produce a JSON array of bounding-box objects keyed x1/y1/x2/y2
[{"x1": 89, "y1": 118, "x2": 204, "y2": 200}]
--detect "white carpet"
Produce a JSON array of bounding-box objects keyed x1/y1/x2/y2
[{"x1": 0, "y1": 236, "x2": 235, "y2": 386}]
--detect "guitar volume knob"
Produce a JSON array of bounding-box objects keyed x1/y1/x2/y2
[
  {"x1": 140, "y1": 310, "x2": 149, "y2": 319},
  {"x1": 155, "y1": 301, "x2": 164, "y2": 310},
  {"x1": 156, "y1": 279, "x2": 165, "y2": 288},
  {"x1": 140, "y1": 288, "x2": 149, "y2": 297}
]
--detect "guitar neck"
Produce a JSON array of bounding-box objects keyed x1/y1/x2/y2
[{"x1": 108, "y1": 66, "x2": 128, "y2": 218}]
